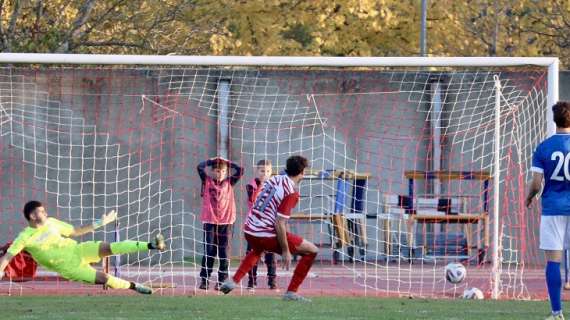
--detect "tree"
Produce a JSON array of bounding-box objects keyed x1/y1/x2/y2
[
  {"x1": 0, "y1": 0, "x2": 212, "y2": 54},
  {"x1": 520, "y1": 0, "x2": 570, "y2": 66},
  {"x1": 190, "y1": 0, "x2": 420, "y2": 56},
  {"x1": 0, "y1": 1, "x2": 568, "y2": 66},
  {"x1": 425, "y1": 0, "x2": 570, "y2": 64}
]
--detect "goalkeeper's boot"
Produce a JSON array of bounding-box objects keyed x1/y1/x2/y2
[
  {"x1": 283, "y1": 291, "x2": 312, "y2": 303},
  {"x1": 545, "y1": 312, "x2": 565, "y2": 320},
  {"x1": 219, "y1": 279, "x2": 236, "y2": 294},
  {"x1": 151, "y1": 234, "x2": 166, "y2": 251},
  {"x1": 133, "y1": 283, "x2": 153, "y2": 295}
]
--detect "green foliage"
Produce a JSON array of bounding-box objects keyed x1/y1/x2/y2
[
  {"x1": 281, "y1": 23, "x2": 313, "y2": 48},
  {"x1": 0, "y1": 1, "x2": 568, "y2": 65}
]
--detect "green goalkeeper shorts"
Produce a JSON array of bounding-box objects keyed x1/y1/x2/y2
[{"x1": 58, "y1": 241, "x2": 102, "y2": 284}]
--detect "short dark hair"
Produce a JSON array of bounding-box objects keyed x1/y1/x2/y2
[
  {"x1": 256, "y1": 159, "x2": 272, "y2": 167},
  {"x1": 553, "y1": 101, "x2": 570, "y2": 128},
  {"x1": 211, "y1": 159, "x2": 228, "y2": 170},
  {"x1": 23, "y1": 200, "x2": 43, "y2": 221},
  {"x1": 285, "y1": 155, "x2": 308, "y2": 177}
]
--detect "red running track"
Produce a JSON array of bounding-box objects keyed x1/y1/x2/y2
[{"x1": 0, "y1": 263, "x2": 556, "y2": 300}]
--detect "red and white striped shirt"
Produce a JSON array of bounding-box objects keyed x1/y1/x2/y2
[{"x1": 244, "y1": 175, "x2": 299, "y2": 237}]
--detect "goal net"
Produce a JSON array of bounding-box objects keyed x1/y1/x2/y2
[{"x1": 0, "y1": 56, "x2": 556, "y2": 299}]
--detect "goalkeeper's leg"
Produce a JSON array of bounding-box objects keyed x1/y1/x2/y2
[
  {"x1": 94, "y1": 271, "x2": 152, "y2": 295},
  {"x1": 61, "y1": 265, "x2": 152, "y2": 295},
  {"x1": 98, "y1": 234, "x2": 165, "y2": 258}
]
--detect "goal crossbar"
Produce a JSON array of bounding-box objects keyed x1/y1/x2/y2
[{"x1": 0, "y1": 53, "x2": 558, "y2": 67}]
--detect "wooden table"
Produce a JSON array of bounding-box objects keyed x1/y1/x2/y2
[
  {"x1": 290, "y1": 212, "x2": 367, "y2": 261},
  {"x1": 406, "y1": 213, "x2": 489, "y2": 261}
]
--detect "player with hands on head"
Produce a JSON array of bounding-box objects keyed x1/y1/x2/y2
[{"x1": 197, "y1": 156, "x2": 244, "y2": 290}]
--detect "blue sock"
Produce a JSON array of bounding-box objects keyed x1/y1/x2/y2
[{"x1": 546, "y1": 261, "x2": 562, "y2": 314}]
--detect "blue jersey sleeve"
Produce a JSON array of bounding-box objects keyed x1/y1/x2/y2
[{"x1": 531, "y1": 144, "x2": 545, "y2": 174}]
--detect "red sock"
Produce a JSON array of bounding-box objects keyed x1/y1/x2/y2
[
  {"x1": 233, "y1": 250, "x2": 262, "y2": 283},
  {"x1": 287, "y1": 252, "x2": 317, "y2": 292}
]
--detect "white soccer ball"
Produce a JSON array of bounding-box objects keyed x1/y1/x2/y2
[
  {"x1": 444, "y1": 262, "x2": 466, "y2": 284},
  {"x1": 462, "y1": 287, "x2": 484, "y2": 300}
]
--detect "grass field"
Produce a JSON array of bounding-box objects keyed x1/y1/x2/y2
[{"x1": 0, "y1": 296, "x2": 564, "y2": 320}]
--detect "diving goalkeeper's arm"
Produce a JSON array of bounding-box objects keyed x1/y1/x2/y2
[{"x1": 69, "y1": 210, "x2": 118, "y2": 237}]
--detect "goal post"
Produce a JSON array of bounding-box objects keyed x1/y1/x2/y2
[{"x1": 0, "y1": 54, "x2": 558, "y2": 299}]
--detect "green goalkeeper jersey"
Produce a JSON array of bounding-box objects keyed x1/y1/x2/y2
[{"x1": 7, "y1": 217, "x2": 77, "y2": 272}]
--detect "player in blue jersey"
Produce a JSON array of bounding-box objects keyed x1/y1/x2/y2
[{"x1": 526, "y1": 101, "x2": 570, "y2": 320}]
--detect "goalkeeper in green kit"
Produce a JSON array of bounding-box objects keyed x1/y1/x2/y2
[{"x1": 0, "y1": 200, "x2": 165, "y2": 294}]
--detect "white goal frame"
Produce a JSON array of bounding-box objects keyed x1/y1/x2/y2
[{"x1": 0, "y1": 54, "x2": 559, "y2": 299}]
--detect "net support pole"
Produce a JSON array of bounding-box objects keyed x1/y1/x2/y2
[
  {"x1": 430, "y1": 80, "x2": 442, "y2": 195},
  {"x1": 491, "y1": 75, "x2": 502, "y2": 300},
  {"x1": 217, "y1": 79, "x2": 231, "y2": 159},
  {"x1": 430, "y1": 80, "x2": 443, "y2": 237}
]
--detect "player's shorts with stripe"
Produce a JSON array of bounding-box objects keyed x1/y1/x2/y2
[
  {"x1": 540, "y1": 216, "x2": 570, "y2": 251},
  {"x1": 244, "y1": 232, "x2": 303, "y2": 254},
  {"x1": 58, "y1": 241, "x2": 102, "y2": 284}
]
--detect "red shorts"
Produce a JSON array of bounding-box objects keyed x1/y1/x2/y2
[{"x1": 245, "y1": 232, "x2": 304, "y2": 255}]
